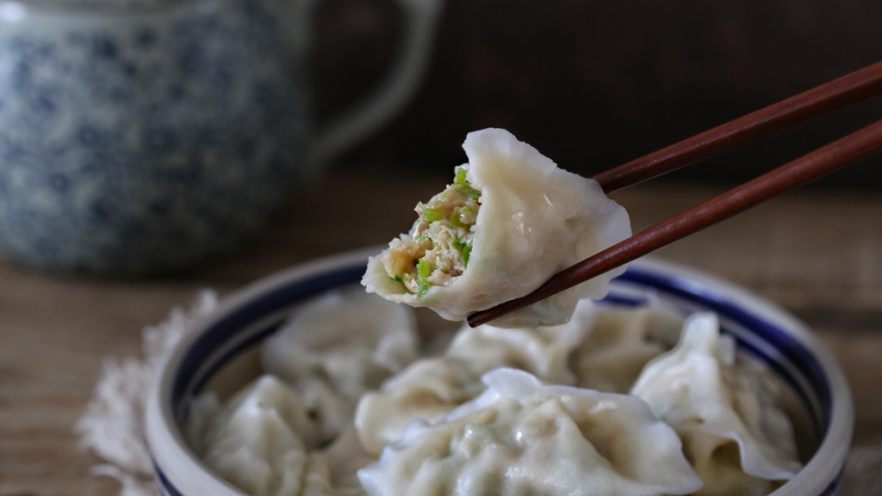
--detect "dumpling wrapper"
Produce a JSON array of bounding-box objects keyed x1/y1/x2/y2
[
  {"x1": 263, "y1": 288, "x2": 419, "y2": 396},
  {"x1": 358, "y1": 368, "x2": 702, "y2": 496},
  {"x1": 573, "y1": 299, "x2": 683, "y2": 393},
  {"x1": 262, "y1": 287, "x2": 419, "y2": 442},
  {"x1": 363, "y1": 128, "x2": 631, "y2": 327},
  {"x1": 190, "y1": 375, "x2": 318, "y2": 496},
  {"x1": 357, "y1": 299, "x2": 683, "y2": 456},
  {"x1": 631, "y1": 313, "x2": 802, "y2": 494},
  {"x1": 301, "y1": 427, "x2": 376, "y2": 496},
  {"x1": 445, "y1": 299, "x2": 594, "y2": 384},
  {"x1": 357, "y1": 305, "x2": 591, "y2": 456},
  {"x1": 355, "y1": 357, "x2": 484, "y2": 455}
]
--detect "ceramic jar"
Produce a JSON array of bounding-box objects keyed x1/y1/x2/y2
[{"x1": 0, "y1": 0, "x2": 438, "y2": 273}]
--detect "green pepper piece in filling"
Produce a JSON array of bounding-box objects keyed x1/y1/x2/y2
[
  {"x1": 454, "y1": 166, "x2": 468, "y2": 185},
  {"x1": 422, "y1": 207, "x2": 445, "y2": 222},
  {"x1": 416, "y1": 259, "x2": 434, "y2": 296},
  {"x1": 448, "y1": 211, "x2": 465, "y2": 229},
  {"x1": 456, "y1": 184, "x2": 481, "y2": 199},
  {"x1": 452, "y1": 238, "x2": 472, "y2": 267},
  {"x1": 456, "y1": 206, "x2": 477, "y2": 226}
]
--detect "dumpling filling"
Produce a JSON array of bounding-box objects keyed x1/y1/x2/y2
[{"x1": 382, "y1": 166, "x2": 480, "y2": 296}]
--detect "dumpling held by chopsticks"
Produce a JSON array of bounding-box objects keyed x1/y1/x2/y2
[{"x1": 362, "y1": 128, "x2": 631, "y2": 327}]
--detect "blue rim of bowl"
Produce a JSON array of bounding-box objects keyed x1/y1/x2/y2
[{"x1": 154, "y1": 252, "x2": 851, "y2": 496}]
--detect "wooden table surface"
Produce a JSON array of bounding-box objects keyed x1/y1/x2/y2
[{"x1": 1, "y1": 171, "x2": 881, "y2": 495}]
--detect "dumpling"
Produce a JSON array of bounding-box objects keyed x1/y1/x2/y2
[
  {"x1": 443, "y1": 298, "x2": 681, "y2": 393},
  {"x1": 295, "y1": 379, "x2": 356, "y2": 445},
  {"x1": 358, "y1": 369, "x2": 702, "y2": 496},
  {"x1": 300, "y1": 427, "x2": 374, "y2": 496},
  {"x1": 362, "y1": 128, "x2": 631, "y2": 327},
  {"x1": 262, "y1": 287, "x2": 419, "y2": 441},
  {"x1": 356, "y1": 300, "x2": 679, "y2": 456},
  {"x1": 630, "y1": 313, "x2": 802, "y2": 495},
  {"x1": 191, "y1": 375, "x2": 319, "y2": 496},
  {"x1": 263, "y1": 287, "x2": 419, "y2": 398},
  {"x1": 355, "y1": 357, "x2": 484, "y2": 455},
  {"x1": 445, "y1": 299, "x2": 594, "y2": 384},
  {"x1": 573, "y1": 301, "x2": 683, "y2": 393}
]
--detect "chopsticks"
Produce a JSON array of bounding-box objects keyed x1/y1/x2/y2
[{"x1": 467, "y1": 62, "x2": 882, "y2": 328}]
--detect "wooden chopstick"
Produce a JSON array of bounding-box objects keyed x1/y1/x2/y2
[
  {"x1": 594, "y1": 61, "x2": 882, "y2": 192},
  {"x1": 467, "y1": 117, "x2": 882, "y2": 327}
]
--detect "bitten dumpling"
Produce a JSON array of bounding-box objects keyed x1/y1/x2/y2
[
  {"x1": 631, "y1": 313, "x2": 802, "y2": 495},
  {"x1": 358, "y1": 369, "x2": 702, "y2": 496},
  {"x1": 362, "y1": 128, "x2": 631, "y2": 327}
]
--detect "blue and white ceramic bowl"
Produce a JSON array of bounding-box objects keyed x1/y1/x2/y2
[{"x1": 146, "y1": 248, "x2": 853, "y2": 495}]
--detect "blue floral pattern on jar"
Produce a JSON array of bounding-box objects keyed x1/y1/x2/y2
[{"x1": 0, "y1": 0, "x2": 308, "y2": 273}]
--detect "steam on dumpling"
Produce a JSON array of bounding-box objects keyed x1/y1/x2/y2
[
  {"x1": 358, "y1": 369, "x2": 702, "y2": 496},
  {"x1": 262, "y1": 287, "x2": 419, "y2": 442},
  {"x1": 362, "y1": 128, "x2": 631, "y2": 327},
  {"x1": 631, "y1": 313, "x2": 802, "y2": 495}
]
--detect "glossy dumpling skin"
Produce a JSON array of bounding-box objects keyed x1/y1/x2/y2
[
  {"x1": 188, "y1": 375, "x2": 319, "y2": 496},
  {"x1": 631, "y1": 313, "x2": 802, "y2": 495},
  {"x1": 358, "y1": 369, "x2": 702, "y2": 496},
  {"x1": 262, "y1": 288, "x2": 419, "y2": 442},
  {"x1": 363, "y1": 128, "x2": 631, "y2": 327}
]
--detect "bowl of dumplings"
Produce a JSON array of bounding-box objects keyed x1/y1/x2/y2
[
  {"x1": 146, "y1": 130, "x2": 852, "y2": 496},
  {"x1": 145, "y1": 250, "x2": 852, "y2": 496}
]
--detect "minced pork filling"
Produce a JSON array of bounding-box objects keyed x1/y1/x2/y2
[{"x1": 382, "y1": 166, "x2": 480, "y2": 296}]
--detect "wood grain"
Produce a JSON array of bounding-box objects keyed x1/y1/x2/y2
[{"x1": 1, "y1": 171, "x2": 881, "y2": 495}]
